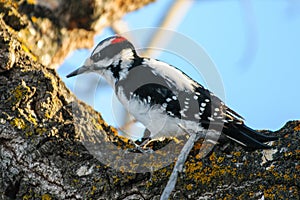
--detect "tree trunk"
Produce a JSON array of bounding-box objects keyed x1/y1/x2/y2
[{"x1": 0, "y1": 1, "x2": 299, "y2": 199}]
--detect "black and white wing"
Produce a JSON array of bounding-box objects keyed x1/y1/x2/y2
[{"x1": 116, "y1": 58, "x2": 277, "y2": 149}]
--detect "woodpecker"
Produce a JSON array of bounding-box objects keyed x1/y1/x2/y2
[{"x1": 67, "y1": 36, "x2": 277, "y2": 150}]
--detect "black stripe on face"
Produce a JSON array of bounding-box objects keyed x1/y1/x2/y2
[{"x1": 107, "y1": 60, "x2": 122, "y2": 80}]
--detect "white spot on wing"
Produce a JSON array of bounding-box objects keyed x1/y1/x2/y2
[
  {"x1": 208, "y1": 117, "x2": 215, "y2": 121},
  {"x1": 167, "y1": 111, "x2": 175, "y2": 116},
  {"x1": 117, "y1": 86, "x2": 204, "y2": 139},
  {"x1": 180, "y1": 109, "x2": 187, "y2": 117},
  {"x1": 194, "y1": 114, "x2": 201, "y2": 119}
]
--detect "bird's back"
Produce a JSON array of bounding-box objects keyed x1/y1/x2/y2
[{"x1": 114, "y1": 57, "x2": 277, "y2": 148}]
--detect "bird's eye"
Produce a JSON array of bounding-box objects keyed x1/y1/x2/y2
[{"x1": 91, "y1": 53, "x2": 101, "y2": 61}]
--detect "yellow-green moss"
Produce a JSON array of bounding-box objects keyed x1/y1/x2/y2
[
  {"x1": 8, "y1": 81, "x2": 32, "y2": 106},
  {"x1": 186, "y1": 183, "x2": 193, "y2": 191},
  {"x1": 18, "y1": 38, "x2": 37, "y2": 61},
  {"x1": 65, "y1": 150, "x2": 79, "y2": 157},
  {"x1": 233, "y1": 151, "x2": 241, "y2": 157},
  {"x1": 184, "y1": 150, "x2": 243, "y2": 187},
  {"x1": 41, "y1": 194, "x2": 52, "y2": 200},
  {"x1": 294, "y1": 124, "x2": 300, "y2": 131},
  {"x1": 25, "y1": 130, "x2": 33, "y2": 137},
  {"x1": 90, "y1": 118, "x2": 100, "y2": 130},
  {"x1": 35, "y1": 127, "x2": 47, "y2": 135},
  {"x1": 27, "y1": 113, "x2": 37, "y2": 125},
  {"x1": 73, "y1": 179, "x2": 79, "y2": 183},
  {"x1": 22, "y1": 194, "x2": 32, "y2": 200},
  {"x1": 10, "y1": 117, "x2": 26, "y2": 130},
  {"x1": 217, "y1": 156, "x2": 224, "y2": 163},
  {"x1": 90, "y1": 185, "x2": 97, "y2": 195},
  {"x1": 112, "y1": 175, "x2": 120, "y2": 185}
]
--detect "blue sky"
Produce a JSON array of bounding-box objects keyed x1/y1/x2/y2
[{"x1": 59, "y1": 0, "x2": 300, "y2": 132}]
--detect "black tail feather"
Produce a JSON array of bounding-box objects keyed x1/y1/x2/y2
[
  {"x1": 238, "y1": 125, "x2": 278, "y2": 143},
  {"x1": 222, "y1": 123, "x2": 277, "y2": 150}
]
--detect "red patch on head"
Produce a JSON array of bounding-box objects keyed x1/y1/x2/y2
[{"x1": 111, "y1": 36, "x2": 126, "y2": 44}]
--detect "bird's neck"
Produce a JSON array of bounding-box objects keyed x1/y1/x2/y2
[{"x1": 103, "y1": 55, "x2": 142, "y2": 88}]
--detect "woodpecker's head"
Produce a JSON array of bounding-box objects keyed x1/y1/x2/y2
[{"x1": 66, "y1": 36, "x2": 137, "y2": 85}]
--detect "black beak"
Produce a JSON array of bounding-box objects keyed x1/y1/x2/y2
[{"x1": 66, "y1": 65, "x2": 90, "y2": 78}]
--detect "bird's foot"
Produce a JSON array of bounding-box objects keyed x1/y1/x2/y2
[{"x1": 125, "y1": 139, "x2": 154, "y2": 154}]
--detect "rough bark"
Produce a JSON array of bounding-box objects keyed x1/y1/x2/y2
[
  {"x1": 0, "y1": 1, "x2": 299, "y2": 199},
  {"x1": 1, "y1": 0, "x2": 154, "y2": 68}
]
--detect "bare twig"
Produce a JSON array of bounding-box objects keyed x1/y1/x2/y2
[
  {"x1": 160, "y1": 124, "x2": 203, "y2": 200},
  {"x1": 143, "y1": 0, "x2": 194, "y2": 58}
]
